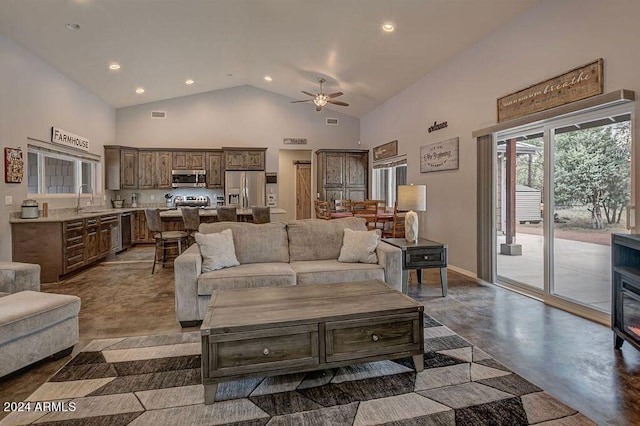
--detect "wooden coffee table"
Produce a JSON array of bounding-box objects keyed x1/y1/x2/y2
[{"x1": 201, "y1": 279, "x2": 424, "y2": 404}]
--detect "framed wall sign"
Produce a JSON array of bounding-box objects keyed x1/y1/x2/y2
[
  {"x1": 4, "y1": 147, "x2": 24, "y2": 183},
  {"x1": 373, "y1": 140, "x2": 398, "y2": 161},
  {"x1": 420, "y1": 137, "x2": 459, "y2": 173},
  {"x1": 497, "y1": 59, "x2": 603, "y2": 122}
]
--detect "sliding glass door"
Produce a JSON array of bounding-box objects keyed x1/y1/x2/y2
[{"x1": 495, "y1": 105, "x2": 634, "y2": 322}]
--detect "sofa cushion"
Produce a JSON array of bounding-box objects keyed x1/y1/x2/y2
[
  {"x1": 338, "y1": 229, "x2": 380, "y2": 264},
  {"x1": 287, "y1": 217, "x2": 367, "y2": 262},
  {"x1": 198, "y1": 263, "x2": 296, "y2": 295},
  {"x1": 196, "y1": 229, "x2": 240, "y2": 272},
  {"x1": 290, "y1": 259, "x2": 385, "y2": 285},
  {"x1": 0, "y1": 291, "x2": 80, "y2": 346},
  {"x1": 199, "y1": 222, "x2": 289, "y2": 264}
]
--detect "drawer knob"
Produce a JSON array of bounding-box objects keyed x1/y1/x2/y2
[
  {"x1": 423, "y1": 255, "x2": 430, "y2": 260},
  {"x1": 263, "y1": 348, "x2": 270, "y2": 355},
  {"x1": 372, "y1": 334, "x2": 379, "y2": 342}
]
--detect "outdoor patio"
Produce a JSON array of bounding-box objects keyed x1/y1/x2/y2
[{"x1": 497, "y1": 233, "x2": 612, "y2": 312}]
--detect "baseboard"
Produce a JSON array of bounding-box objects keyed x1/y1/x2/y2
[{"x1": 447, "y1": 265, "x2": 479, "y2": 281}]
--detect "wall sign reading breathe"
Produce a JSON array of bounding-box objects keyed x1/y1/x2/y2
[{"x1": 497, "y1": 59, "x2": 603, "y2": 122}]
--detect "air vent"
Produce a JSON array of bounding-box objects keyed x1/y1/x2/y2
[
  {"x1": 326, "y1": 118, "x2": 339, "y2": 126},
  {"x1": 151, "y1": 111, "x2": 167, "y2": 119}
]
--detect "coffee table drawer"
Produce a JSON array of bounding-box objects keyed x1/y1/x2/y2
[
  {"x1": 204, "y1": 324, "x2": 319, "y2": 377},
  {"x1": 325, "y1": 313, "x2": 422, "y2": 363}
]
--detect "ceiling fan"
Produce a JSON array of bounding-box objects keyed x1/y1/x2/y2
[{"x1": 291, "y1": 78, "x2": 349, "y2": 111}]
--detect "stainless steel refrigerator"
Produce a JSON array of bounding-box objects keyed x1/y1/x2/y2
[{"x1": 224, "y1": 171, "x2": 266, "y2": 208}]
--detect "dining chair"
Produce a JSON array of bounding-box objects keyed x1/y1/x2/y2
[
  {"x1": 180, "y1": 207, "x2": 201, "y2": 246},
  {"x1": 352, "y1": 201, "x2": 380, "y2": 230},
  {"x1": 368, "y1": 199, "x2": 387, "y2": 213},
  {"x1": 145, "y1": 208, "x2": 188, "y2": 274},
  {"x1": 315, "y1": 200, "x2": 331, "y2": 220},
  {"x1": 217, "y1": 206, "x2": 238, "y2": 222},
  {"x1": 334, "y1": 199, "x2": 353, "y2": 213},
  {"x1": 251, "y1": 206, "x2": 271, "y2": 224},
  {"x1": 382, "y1": 202, "x2": 406, "y2": 238}
]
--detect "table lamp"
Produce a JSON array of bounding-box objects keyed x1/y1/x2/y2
[{"x1": 397, "y1": 184, "x2": 426, "y2": 243}]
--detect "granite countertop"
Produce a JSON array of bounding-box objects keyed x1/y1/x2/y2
[{"x1": 10, "y1": 206, "x2": 286, "y2": 223}]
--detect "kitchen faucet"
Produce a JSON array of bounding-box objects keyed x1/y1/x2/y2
[{"x1": 75, "y1": 184, "x2": 93, "y2": 213}]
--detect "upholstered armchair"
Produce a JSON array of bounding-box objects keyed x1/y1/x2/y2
[{"x1": 0, "y1": 262, "x2": 41, "y2": 295}]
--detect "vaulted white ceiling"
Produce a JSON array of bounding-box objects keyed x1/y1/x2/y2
[{"x1": 0, "y1": 0, "x2": 537, "y2": 117}]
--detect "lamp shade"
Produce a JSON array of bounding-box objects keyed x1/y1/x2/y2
[{"x1": 397, "y1": 185, "x2": 426, "y2": 212}]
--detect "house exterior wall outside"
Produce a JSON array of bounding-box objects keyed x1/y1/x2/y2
[
  {"x1": 0, "y1": 34, "x2": 115, "y2": 262},
  {"x1": 360, "y1": 0, "x2": 640, "y2": 274}
]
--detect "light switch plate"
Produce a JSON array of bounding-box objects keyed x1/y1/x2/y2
[{"x1": 4, "y1": 195, "x2": 12, "y2": 205}]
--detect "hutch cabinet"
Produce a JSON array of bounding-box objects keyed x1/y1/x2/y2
[{"x1": 316, "y1": 149, "x2": 368, "y2": 205}]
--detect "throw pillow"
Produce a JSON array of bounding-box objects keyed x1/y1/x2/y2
[
  {"x1": 338, "y1": 228, "x2": 380, "y2": 264},
  {"x1": 195, "y1": 229, "x2": 240, "y2": 272}
]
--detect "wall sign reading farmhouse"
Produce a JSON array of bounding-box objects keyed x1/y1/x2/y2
[
  {"x1": 497, "y1": 59, "x2": 603, "y2": 122},
  {"x1": 51, "y1": 127, "x2": 90, "y2": 151}
]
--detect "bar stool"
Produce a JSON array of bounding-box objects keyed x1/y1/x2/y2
[
  {"x1": 181, "y1": 207, "x2": 201, "y2": 246},
  {"x1": 144, "y1": 209, "x2": 188, "y2": 274},
  {"x1": 217, "y1": 206, "x2": 237, "y2": 222},
  {"x1": 251, "y1": 206, "x2": 271, "y2": 224}
]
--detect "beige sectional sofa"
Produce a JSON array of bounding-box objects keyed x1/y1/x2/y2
[
  {"x1": 0, "y1": 262, "x2": 80, "y2": 377},
  {"x1": 174, "y1": 217, "x2": 402, "y2": 326}
]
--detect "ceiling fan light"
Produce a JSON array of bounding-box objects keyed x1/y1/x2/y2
[{"x1": 313, "y1": 94, "x2": 328, "y2": 107}]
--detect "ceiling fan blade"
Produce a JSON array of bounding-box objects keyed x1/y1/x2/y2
[
  {"x1": 327, "y1": 100, "x2": 349, "y2": 107},
  {"x1": 290, "y1": 100, "x2": 312, "y2": 103},
  {"x1": 301, "y1": 91, "x2": 316, "y2": 97},
  {"x1": 316, "y1": 105, "x2": 323, "y2": 112},
  {"x1": 327, "y1": 92, "x2": 344, "y2": 98}
]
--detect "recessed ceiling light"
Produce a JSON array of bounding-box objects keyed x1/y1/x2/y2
[
  {"x1": 135, "y1": 87, "x2": 145, "y2": 94},
  {"x1": 264, "y1": 76, "x2": 273, "y2": 82},
  {"x1": 382, "y1": 23, "x2": 394, "y2": 32},
  {"x1": 185, "y1": 79, "x2": 194, "y2": 85},
  {"x1": 109, "y1": 63, "x2": 120, "y2": 70},
  {"x1": 65, "y1": 23, "x2": 81, "y2": 31}
]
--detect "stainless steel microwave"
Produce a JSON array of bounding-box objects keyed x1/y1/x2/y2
[{"x1": 171, "y1": 170, "x2": 207, "y2": 188}]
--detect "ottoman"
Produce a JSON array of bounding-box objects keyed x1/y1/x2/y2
[{"x1": 0, "y1": 291, "x2": 81, "y2": 377}]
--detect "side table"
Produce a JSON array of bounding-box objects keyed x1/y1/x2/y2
[{"x1": 382, "y1": 238, "x2": 448, "y2": 296}]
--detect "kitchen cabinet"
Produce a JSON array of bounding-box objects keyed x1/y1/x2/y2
[
  {"x1": 138, "y1": 151, "x2": 156, "y2": 189},
  {"x1": 12, "y1": 213, "x2": 120, "y2": 283},
  {"x1": 207, "y1": 151, "x2": 224, "y2": 188},
  {"x1": 173, "y1": 151, "x2": 206, "y2": 170},
  {"x1": 105, "y1": 146, "x2": 139, "y2": 190},
  {"x1": 156, "y1": 151, "x2": 173, "y2": 188},
  {"x1": 139, "y1": 150, "x2": 173, "y2": 189},
  {"x1": 134, "y1": 211, "x2": 154, "y2": 243},
  {"x1": 121, "y1": 149, "x2": 139, "y2": 189},
  {"x1": 223, "y1": 148, "x2": 266, "y2": 171},
  {"x1": 85, "y1": 217, "x2": 100, "y2": 264},
  {"x1": 316, "y1": 149, "x2": 368, "y2": 206}
]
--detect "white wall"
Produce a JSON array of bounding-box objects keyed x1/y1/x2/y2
[
  {"x1": 116, "y1": 85, "x2": 360, "y2": 213},
  {"x1": 0, "y1": 34, "x2": 115, "y2": 261},
  {"x1": 361, "y1": 0, "x2": 640, "y2": 274}
]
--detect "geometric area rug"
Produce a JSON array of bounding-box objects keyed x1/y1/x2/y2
[{"x1": 2, "y1": 315, "x2": 594, "y2": 425}]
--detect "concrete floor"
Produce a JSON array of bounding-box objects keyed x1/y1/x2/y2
[
  {"x1": 1, "y1": 246, "x2": 639, "y2": 425},
  {"x1": 497, "y1": 233, "x2": 611, "y2": 311}
]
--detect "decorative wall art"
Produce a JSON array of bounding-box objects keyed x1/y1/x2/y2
[
  {"x1": 497, "y1": 59, "x2": 603, "y2": 122},
  {"x1": 420, "y1": 137, "x2": 459, "y2": 173},
  {"x1": 373, "y1": 140, "x2": 398, "y2": 161},
  {"x1": 4, "y1": 147, "x2": 24, "y2": 183}
]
